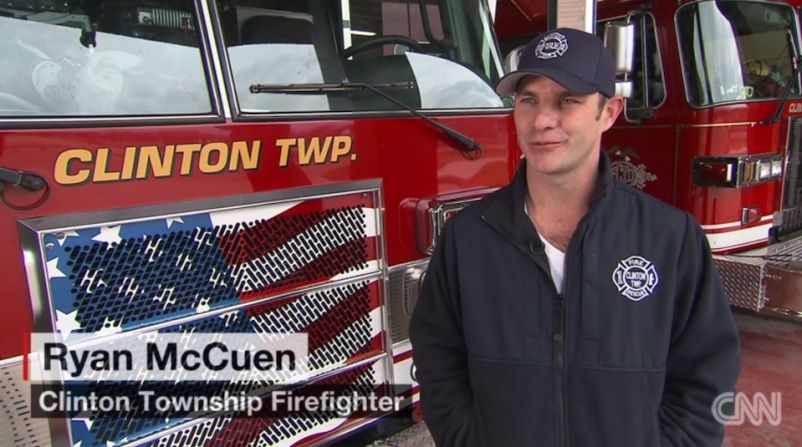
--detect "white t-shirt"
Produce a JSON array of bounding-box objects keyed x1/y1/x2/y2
[
  {"x1": 525, "y1": 200, "x2": 566, "y2": 294},
  {"x1": 538, "y1": 233, "x2": 565, "y2": 294}
]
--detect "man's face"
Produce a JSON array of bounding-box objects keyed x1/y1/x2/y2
[{"x1": 513, "y1": 75, "x2": 621, "y2": 179}]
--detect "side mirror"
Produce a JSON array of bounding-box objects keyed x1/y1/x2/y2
[
  {"x1": 604, "y1": 21, "x2": 635, "y2": 73},
  {"x1": 604, "y1": 21, "x2": 635, "y2": 99}
]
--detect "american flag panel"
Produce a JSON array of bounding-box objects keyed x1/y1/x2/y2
[
  {"x1": 43, "y1": 193, "x2": 380, "y2": 337},
  {"x1": 32, "y1": 188, "x2": 388, "y2": 447}
]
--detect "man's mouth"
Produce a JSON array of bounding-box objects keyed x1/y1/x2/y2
[{"x1": 530, "y1": 140, "x2": 564, "y2": 149}]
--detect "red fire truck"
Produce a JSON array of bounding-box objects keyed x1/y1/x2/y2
[
  {"x1": 0, "y1": 1, "x2": 514, "y2": 445},
  {"x1": 495, "y1": 0, "x2": 802, "y2": 319}
]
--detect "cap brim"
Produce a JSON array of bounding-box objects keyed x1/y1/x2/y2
[{"x1": 496, "y1": 68, "x2": 603, "y2": 96}]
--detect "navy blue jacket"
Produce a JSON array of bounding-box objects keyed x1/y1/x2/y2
[{"x1": 409, "y1": 155, "x2": 740, "y2": 446}]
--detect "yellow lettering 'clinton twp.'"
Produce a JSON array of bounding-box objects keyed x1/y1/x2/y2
[{"x1": 54, "y1": 141, "x2": 262, "y2": 185}]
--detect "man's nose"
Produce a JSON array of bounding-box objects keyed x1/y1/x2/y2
[{"x1": 532, "y1": 105, "x2": 559, "y2": 130}]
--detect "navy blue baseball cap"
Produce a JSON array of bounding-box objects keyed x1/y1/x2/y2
[{"x1": 496, "y1": 28, "x2": 615, "y2": 97}]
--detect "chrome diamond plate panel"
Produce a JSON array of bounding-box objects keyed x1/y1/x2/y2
[
  {"x1": 714, "y1": 256, "x2": 766, "y2": 312},
  {"x1": 715, "y1": 236, "x2": 802, "y2": 312}
]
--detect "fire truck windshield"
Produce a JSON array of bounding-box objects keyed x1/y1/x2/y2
[
  {"x1": 223, "y1": 0, "x2": 504, "y2": 114},
  {"x1": 677, "y1": 0, "x2": 801, "y2": 107}
]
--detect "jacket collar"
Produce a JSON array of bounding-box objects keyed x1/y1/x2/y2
[{"x1": 481, "y1": 151, "x2": 614, "y2": 247}]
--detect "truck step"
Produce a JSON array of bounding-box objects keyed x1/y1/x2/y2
[{"x1": 715, "y1": 236, "x2": 802, "y2": 319}]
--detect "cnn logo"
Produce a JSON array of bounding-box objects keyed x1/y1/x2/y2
[{"x1": 711, "y1": 392, "x2": 782, "y2": 426}]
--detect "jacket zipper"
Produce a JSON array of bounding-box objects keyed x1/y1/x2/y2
[
  {"x1": 554, "y1": 292, "x2": 566, "y2": 447},
  {"x1": 557, "y1": 242, "x2": 576, "y2": 447}
]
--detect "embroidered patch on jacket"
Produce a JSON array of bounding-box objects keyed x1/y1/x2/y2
[
  {"x1": 535, "y1": 32, "x2": 568, "y2": 59},
  {"x1": 612, "y1": 256, "x2": 659, "y2": 301}
]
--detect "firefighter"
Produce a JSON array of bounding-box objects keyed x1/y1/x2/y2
[{"x1": 410, "y1": 28, "x2": 740, "y2": 446}]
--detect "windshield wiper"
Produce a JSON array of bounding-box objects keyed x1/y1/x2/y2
[
  {"x1": 761, "y1": 55, "x2": 802, "y2": 125},
  {"x1": 250, "y1": 81, "x2": 481, "y2": 159}
]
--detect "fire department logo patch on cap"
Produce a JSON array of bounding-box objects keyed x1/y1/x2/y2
[
  {"x1": 534, "y1": 32, "x2": 568, "y2": 59},
  {"x1": 612, "y1": 256, "x2": 659, "y2": 301}
]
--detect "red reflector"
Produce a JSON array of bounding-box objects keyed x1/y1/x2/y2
[{"x1": 742, "y1": 206, "x2": 761, "y2": 225}]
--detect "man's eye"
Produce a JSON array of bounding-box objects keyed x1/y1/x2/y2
[
  {"x1": 518, "y1": 97, "x2": 535, "y2": 105},
  {"x1": 561, "y1": 98, "x2": 579, "y2": 105}
]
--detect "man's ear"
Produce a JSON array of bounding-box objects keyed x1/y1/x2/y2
[{"x1": 601, "y1": 96, "x2": 624, "y2": 131}]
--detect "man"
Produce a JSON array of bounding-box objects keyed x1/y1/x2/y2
[{"x1": 409, "y1": 28, "x2": 740, "y2": 446}]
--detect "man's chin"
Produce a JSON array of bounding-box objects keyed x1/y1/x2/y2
[{"x1": 524, "y1": 157, "x2": 569, "y2": 176}]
